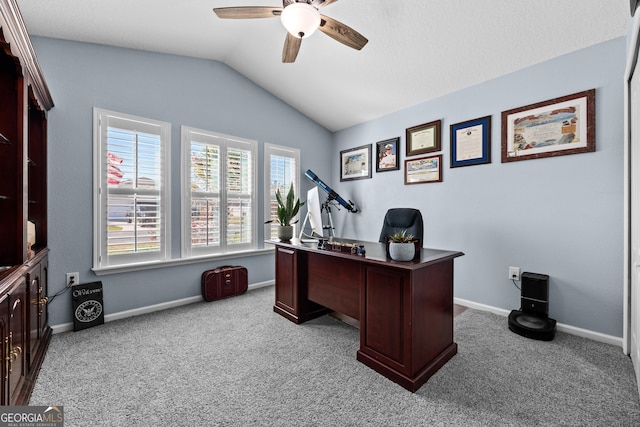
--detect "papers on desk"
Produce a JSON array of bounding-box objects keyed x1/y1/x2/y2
[{"x1": 300, "y1": 238, "x2": 319, "y2": 243}]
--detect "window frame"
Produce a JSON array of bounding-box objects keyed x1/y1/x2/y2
[
  {"x1": 181, "y1": 126, "x2": 258, "y2": 258},
  {"x1": 93, "y1": 108, "x2": 171, "y2": 270},
  {"x1": 264, "y1": 143, "x2": 301, "y2": 240}
]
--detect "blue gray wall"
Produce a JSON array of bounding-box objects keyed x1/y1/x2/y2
[
  {"x1": 34, "y1": 35, "x2": 626, "y2": 337},
  {"x1": 332, "y1": 37, "x2": 626, "y2": 337},
  {"x1": 32, "y1": 37, "x2": 333, "y2": 327}
]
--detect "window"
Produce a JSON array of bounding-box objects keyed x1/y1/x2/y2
[
  {"x1": 93, "y1": 109, "x2": 171, "y2": 269},
  {"x1": 264, "y1": 143, "x2": 301, "y2": 240},
  {"x1": 182, "y1": 127, "x2": 257, "y2": 257}
]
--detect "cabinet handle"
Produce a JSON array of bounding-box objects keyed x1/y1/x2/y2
[
  {"x1": 38, "y1": 297, "x2": 48, "y2": 315},
  {"x1": 4, "y1": 336, "x2": 9, "y2": 380},
  {"x1": 10, "y1": 345, "x2": 22, "y2": 363},
  {"x1": 5, "y1": 332, "x2": 19, "y2": 374}
]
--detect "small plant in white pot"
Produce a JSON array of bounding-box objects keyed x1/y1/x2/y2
[
  {"x1": 388, "y1": 230, "x2": 416, "y2": 261},
  {"x1": 268, "y1": 184, "x2": 304, "y2": 242}
]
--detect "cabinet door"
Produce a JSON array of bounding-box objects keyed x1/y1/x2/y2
[
  {"x1": 273, "y1": 245, "x2": 328, "y2": 324},
  {"x1": 0, "y1": 293, "x2": 9, "y2": 405},
  {"x1": 8, "y1": 276, "x2": 26, "y2": 406},
  {"x1": 361, "y1": 266, "x2": 407, "y2": 369},
  {"x1": 38, "y1": 256, "x2": 48, "y2": 337},
  {"x1": 275, "y1": 247, "x2": 297, "y2": 313},
  {"x1": 27, "y1": 262, "x2": 41, "y2": 369}
]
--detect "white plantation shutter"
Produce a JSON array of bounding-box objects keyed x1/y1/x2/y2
[
  {"x1": 94, "y1": 109, "x2": 171, "y2": 268},
  {"x1": 182, "y1": 127, "x2": 257, "y2": 256},
  {"x1": 226, "y1": 147, "x2": 253, "y2": 245},
  {"x1": 264, "y1": 144, "x2": 300, "y2": 240},
  {"x1": 189, "y1": 141, "x2": 220, "y2": 248}
]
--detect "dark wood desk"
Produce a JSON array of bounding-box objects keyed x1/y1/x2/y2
[{"x1": 268, "y1": 238, "x2": 464, "y2": 392}]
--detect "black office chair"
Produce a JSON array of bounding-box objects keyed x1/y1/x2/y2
[{"x1": 378, "y1": 208, "x2": 424, "y2": 244}]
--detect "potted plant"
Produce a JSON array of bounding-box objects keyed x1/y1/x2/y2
[
  {"x1": 387, "y1": 230, "x2": 416, "y2": 261},
  {"x1": 269, "y1": 184, "x2": 304, "y2": 241}
]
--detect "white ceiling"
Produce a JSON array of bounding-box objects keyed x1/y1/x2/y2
[{"x1": 17, "y1": 0, "x2": 630, "y2": 132}]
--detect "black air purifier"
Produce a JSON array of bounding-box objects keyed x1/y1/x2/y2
[{"x1": 508, "y1": 272, "x2": 556, "y2": 341}]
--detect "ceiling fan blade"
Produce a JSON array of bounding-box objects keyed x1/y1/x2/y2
[
  {"x1": 213, "y1": 7, "x2": 282, "y2": 19},
  {"x1": 318, "y1": 15, "x2": 368, "y2": 50},
  {"x1": 310, "y1": 0, "x2": 339, "y2": 7},
  {"x1": 282, "y1": 33, "x2": 302, "y2": 63}
]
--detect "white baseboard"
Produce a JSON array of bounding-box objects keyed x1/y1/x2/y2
[
  {"x1": 51, "y1": 286, "x2": 618, "y2": 348},
  {"x1": 50, "y1": 280, "x2": 275, "y2": 334},
  {"x1": 454, "y1": 297, "x2": 623, "y2": 348}
]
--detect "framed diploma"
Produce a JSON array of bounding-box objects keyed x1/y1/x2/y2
[
  {"x1": 501, "y1": 89, "x2": 595, "y2": 163},
  {"x1": 406, "y1": 119, "x2": 441, "y2": 156},
  {"x1": 404, "y1": 154, "x2": 442, "y2": 185},
  {"x1": 450, "y1": 116, "x2": 491, "y2": 168},
  {"x1": 340, "y1": 144, "x2": 372, "y2": 181}
]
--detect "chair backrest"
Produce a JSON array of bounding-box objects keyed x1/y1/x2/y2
[{"x1": 378, "y1": 208, "x2": 424, "y2": 244}]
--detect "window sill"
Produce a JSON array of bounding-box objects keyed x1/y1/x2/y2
[{"x1": 92, "y1": 247, "x2": 274, "y2": 276}]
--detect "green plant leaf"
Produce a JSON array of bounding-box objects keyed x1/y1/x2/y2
[
  {"x1": 389, "y1": 229, "x2": 414, "y2": 243},
  {"x1": 272, "y1": 183, "x2": 304, "y2": 226}
]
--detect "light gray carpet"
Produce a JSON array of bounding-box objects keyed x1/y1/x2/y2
[{"x1": 30, "y1": 286, "x2": 640, "y2": 426}]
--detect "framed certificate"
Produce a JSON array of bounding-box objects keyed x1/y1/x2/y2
[
  {"x1": 404, "y1": 154, "x2": 442, "y2": 185},
  {"x1": 340, "y1": 144, "x2": 372, "y2": 181},
  {"x1": 501, "y1": 89, "x2": 595, "y2": 163},
  {"x1": 450, "y1": 116, "x2": 491, "y2": 168},
  {"x1": 406, "y1": 119, "x2": 441, "y2": 156}
]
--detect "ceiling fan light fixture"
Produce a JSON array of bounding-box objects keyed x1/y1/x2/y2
[{"x1": 280, "y1": 3, "x2": 321, "y2": 39}]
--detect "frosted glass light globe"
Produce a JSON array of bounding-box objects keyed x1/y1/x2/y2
[{"x1": 281, "y1": 3, "x2": 321, "y2": 39}]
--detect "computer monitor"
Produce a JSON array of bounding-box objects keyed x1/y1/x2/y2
[{"x1": 302, "y1": 186, "x2": 324, "y2": 241}]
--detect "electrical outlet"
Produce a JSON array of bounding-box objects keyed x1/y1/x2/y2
[
  {"x1": 66, "y1": 272, "x2": 79, "y2": 287},
  {"x1": 508, "y1": 266, "x2": 520, "y2": 281}
]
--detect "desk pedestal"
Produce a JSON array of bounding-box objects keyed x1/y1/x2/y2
[
  {"x1": 356, "y1": 262, "x2": 457, "y2": 392},
  {"x1": 271, "y1": 240, "x2": 462, "y2": 392}
]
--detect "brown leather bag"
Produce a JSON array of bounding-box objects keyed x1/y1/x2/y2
[{"x1": 201, "y1": 265, "x2": 248, "y2": 302}]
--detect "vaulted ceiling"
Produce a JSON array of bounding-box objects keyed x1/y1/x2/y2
[{"x1": 17, "y1": 0, "x2": 629, "y2": 131}]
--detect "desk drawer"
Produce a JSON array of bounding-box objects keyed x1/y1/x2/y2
[{"x1": 307, "y1": 253, "x2": 360, "y2": 320}]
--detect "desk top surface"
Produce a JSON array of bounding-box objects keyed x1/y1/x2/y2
[{"x1": 267, "y1": 237, "x2": 463, "y2": 270}]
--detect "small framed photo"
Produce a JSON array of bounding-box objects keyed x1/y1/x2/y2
[
  {"x1": 406, "y1": 119, "x2": 441, "y2": 156},
  {"x1": 501, "y1": 89, "x2": 595, "y2": 163},
  {"x1": 340, "y1": 144, "x2": 372, "y2": 181},
  {"x1": 450, "y1": 116, "x2": 491, "y2": 168},
  {"x1": 404, "y1": 154, "x2": 442, "y2": 185},
  {"x1": 376, "y1": 137, "x2": 400, "y2": 172}
]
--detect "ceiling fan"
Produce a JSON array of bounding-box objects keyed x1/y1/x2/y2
[{"x1": 213, "y1": 0, "x2": 368, "y2": 63}]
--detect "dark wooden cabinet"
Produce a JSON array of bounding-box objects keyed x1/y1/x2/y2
[
  {"x1": 0, "y1": 254, "x2": 48, "y2": 406},
  {"x1": 0, "y1": 0, "x2": 53, "y2": 405}
]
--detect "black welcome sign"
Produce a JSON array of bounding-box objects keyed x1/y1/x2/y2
[{"x1": 72, "y1": 281, "x2": 104, "y2": 331}]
